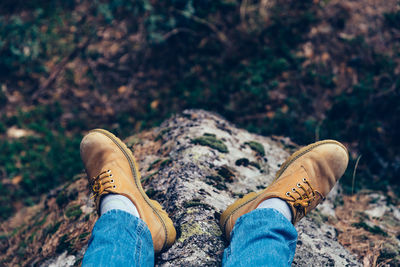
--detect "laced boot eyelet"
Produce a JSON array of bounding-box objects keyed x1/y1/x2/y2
[
  {"x1": 292, "y1": 188, "x2": 296, "y2": 192},
  {"x1": 92, "y1": 184, "x2": 100, "y2": 192},
  {"x1": 297, "y1": 183, "x2": 301, "y2": 187},
  {"x1": 113, "y1": 185, "x2": 116, "y2": 189},
  {"x1": 110, "y1": 179, "x2": 114, "y2": 183},
  {"x1": 107, "y1": 170, "x2": 111, "y2": 173},
  {"x1": 302, "y1": 178, "x2": 307, "y2": 182},
  {"x1": 286, "y1": 192, "x2": 291, "y2": 197}
]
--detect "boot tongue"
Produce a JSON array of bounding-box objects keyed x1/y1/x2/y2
[{"x1": 271, "y1": 167, "x2": 315, "y2": 224}]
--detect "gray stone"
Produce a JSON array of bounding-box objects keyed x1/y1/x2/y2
[
  {"x1": 136, "y1": 110, "x2": 360, "y2": 266},
  {"x1": 30, "y1": 109, "x2": 361, "y2": 266}
]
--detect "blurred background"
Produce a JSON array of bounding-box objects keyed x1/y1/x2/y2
[{"x1": 0, "y1": 0, "x2": 399, "y2": 232}]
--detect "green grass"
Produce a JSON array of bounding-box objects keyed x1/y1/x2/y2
[{"x1": 0, "y1": 103, "x2": 83, "y2": 220}]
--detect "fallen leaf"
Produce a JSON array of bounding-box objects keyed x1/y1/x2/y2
[
  {"x1": 12, "y1": 175, "x2": 22, "y2": 185},
  {"x1": 7, "y1": 126, "x2": 36, "y2": 139}
]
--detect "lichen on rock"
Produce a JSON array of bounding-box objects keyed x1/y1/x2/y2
[{"x1": 0, "y1": 110, "x2": 363, "y2": 266}]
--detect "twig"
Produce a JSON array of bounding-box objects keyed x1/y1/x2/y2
[
  {"x1": 0, "y1": 224, "x2": 11, "y2": 248},
  {"x1": 373, "y1": 82, "x2": 397, "y2": 98},
  {"x1": 240, "y1": 0, "x2": 249, "y2": 22},
  {"x1": 236, "y1": 113, "x2": 270, "y2": 121},
  {"x1": 352, "y1": 155, "x2": 362, "y2": 195},
  {"x1": 315, "y1": 121, "x2": 322, "y2": 141},
  {"x1": 32, "y1": 37, "x2": 91, "y2": 101},
  {"x1": 259, "y1": 0, "x2": 273, "y2": 19},
  {"x1": 173, "y1": 8, "x2": 229, "y2": 44},
  {"x1": 162, "y1": 28, "x2": 197, "y2": 40}
]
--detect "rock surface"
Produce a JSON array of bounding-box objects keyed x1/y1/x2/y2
[{"x1": 0, "y1": 110, "x2": 361, "y2": 266}]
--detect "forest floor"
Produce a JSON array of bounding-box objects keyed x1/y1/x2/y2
[{"x1": 0, "y1": 0, "x2": 400, "y2": 265}]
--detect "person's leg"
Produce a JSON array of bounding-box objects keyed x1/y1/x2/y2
[
  {"x1": 82, "y1": 209, "x2": 154, "y2": 267},
  {"x1": 79, "y1": 129, "x2": 177, "y2": 266},
  {"x1": 222, "y1": 208, "x2": 297, "y2": 267},
  {"x1": 220, "y1": 140, "x2": 349, "y2": 266}
]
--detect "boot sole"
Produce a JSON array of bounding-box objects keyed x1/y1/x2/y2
[
  {"x1": 220, "y1": 139, "x2": 348, "y2": 238},
  {"x1": 89, "y1": 129, "x2": 175, "y2": 251}
]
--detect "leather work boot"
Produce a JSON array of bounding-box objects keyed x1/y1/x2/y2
[
  {"x1": 220, "y1": 140, "x2": 349, "y2": 240},
  {"x1": 80, "y1": 129, "x2": 176, "y2": 253}
]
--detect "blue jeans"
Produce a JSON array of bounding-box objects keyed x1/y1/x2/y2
[{"x1": 82, "y1": 208, "x2": 297, "y2": 267}]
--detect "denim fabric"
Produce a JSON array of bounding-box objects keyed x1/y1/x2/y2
[
  {"x1": 222, "y1": 208, "x2": 298, "y2": 267},
  {"x1": 82, "y1": 209, "x2": 154, "y2": 267},
  {"x1": 83, "y1": 208, "x2": 296, "y2": 267}
]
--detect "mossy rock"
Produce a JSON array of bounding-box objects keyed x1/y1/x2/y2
[
  {"x1": 192, "y1": 133, "x2": 228, "y2": 153},
  {"x1": 245, "y1": 141, "x2": 265, "y2": 156}
]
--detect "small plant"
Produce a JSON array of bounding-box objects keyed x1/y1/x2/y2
[
  {"x1": 65, "y1": 205, "x2": 82, "y2": 219},
  {"x1": 244, "y1": 141, "x2": 265, "y2": 156},
  {"x1": 351, "y1": 221, "x2": 388, "y2": 237},
  {"x1": 192, "y1": 133, "x2": 228, "y2": 153}
]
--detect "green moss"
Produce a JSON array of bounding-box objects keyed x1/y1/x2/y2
[
  {"x1": 192, "y1": 134, "x2": 228, "y2": 153},
  {"x1": 155, "y1": 127, "x2": 171, "y2": 141},
  {"x1": 378, "y1": 242, "x2": 399, "y2": 264},
  {"x1": 84, "y1": 214, "x2": 91, "y2": 221},
  {"x1": 147, "y1": 158, "x2": 172, "y2": 171},
  {"x1": 217, "y1": 165, "x2": 235, "y2": 181},
  {"x1": 79, "y1": 232, "x2": 90, "y2": 240},
  {"x1": 351, "y1": 221, "x2": 388, "y2": 237},
  {"x1": 56, "y1": 192, "x2": 69, "y2": 207},
  {"x1": 183, "y1": 200, "x2": 211, "y2": 209},
  {"x1": 145, "y1": 188, "x2": 159, "y2": 198},
  {"x1": 245, "y1": 141, "x2": 265, "y2": 156},
  {"x1": 28, "y1": 231, "x2": 37, "y2": 242},
  {"x1": 178, "y1": 222, "x2": 207, "y2": 243},
  {"x1": 177, "y1": 220, "x2": 221, "y2": 243},
  {"x1": 33, "y1": 214, "x2": 48, "y2": 226},
  {"x1": 235, "y1": 158, "x2": 261, "y2": 170},
  {"x1": 44, "y1": 221, "x2": 61, "y2": 236},
  {"x1": 56, "y1": 234, "x2": 72, "y2": 253},
  {"x1": 141, "y1": 171, "x2": 158, "y2": 183},
  {"x1": 125, "y1": 136, "x2": 141, "y2": 148},
  {"x1": 65, "y1": 205, "x2": 82, "y2": 219},
  {"x1": 0, "y1": 200, "x2": 14, "y2": 220},
  {"x1": 16, "y1": 241, "x2": 26, "y2": 257},
  {"x1": 308, "y1": 210, "x2": 328, "y2": 227},
  {"x1": 23, "y1": 197, "x2": 36, "y2": 206},
  {"x1": 333, "y1": 195, "x2": 344, "y2": 208},
  {"x1": 160, "y1": 158, "x2": 172, "y2": 168},
  {"x1": 0, "y1": 103, "x2": 83, "y2": 220},
  {"x1": 147, "y1": 159, "x2": 162, "y2": 171},
  {"x1": 205, "y1": 173, "x2": 229, "y2": 190}
]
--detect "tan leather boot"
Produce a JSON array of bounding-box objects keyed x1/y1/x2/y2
[
  {"x1": 220, "y1": 140, "x2": 349, "y2": 240},
  {"x1": 80, "y1": 129, "x2": 176, "y2": 253}
]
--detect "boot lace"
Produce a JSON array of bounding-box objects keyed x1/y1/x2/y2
[
  {"x1": 285, "y1": 177, "x2": 319, "y2": 211},
  {"x1": 90, "y1": 170, "x2": 116, "y2": 199}
]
